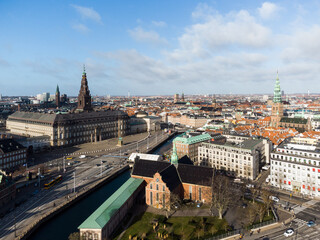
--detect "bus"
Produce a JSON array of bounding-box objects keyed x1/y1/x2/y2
[{"x1": 44, "y1": 175, "x2": 62, "y2": 189}]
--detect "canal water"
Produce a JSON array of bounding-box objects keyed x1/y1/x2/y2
[{"x1": 29, "y1": 136, "x2": 174, "y2": 240}]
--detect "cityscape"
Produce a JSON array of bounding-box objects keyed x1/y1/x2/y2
[{"x1": 2, "y1": 1, "x2": 320, "y2": 240}]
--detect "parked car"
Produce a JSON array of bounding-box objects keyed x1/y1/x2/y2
[
  {"x1": 196, "y1": 202, "x2": 202, "y2": 208},
  {"x1": 79, "y1": 155, "x2": 86, "y2": 159},
  {"x1": 262, "y1": 165, "x2": 270, "y2": 171},
  {"x1": 284, "y1": 228, "x2": 294, "y2": 237},
  {"x1": 246, "y1": 184, "x2": 254, "y2": 188},
  {"x1": 307, "y1": 220, "x2": 316, "y2": 227},
  {"x1": 242, "y1": 203, "x2": 248, "y2": 208},
  {"x1": 270, "y1": 196, "x2": 279, "y2": 202}
]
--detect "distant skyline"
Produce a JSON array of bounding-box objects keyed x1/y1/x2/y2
[{"x1": 1, "y1": 0, "x2": 320, "y2": 96}]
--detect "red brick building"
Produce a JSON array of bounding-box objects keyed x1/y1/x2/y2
[{"x1": 131, "y1": 159, "x2": 214, "y2": 210}]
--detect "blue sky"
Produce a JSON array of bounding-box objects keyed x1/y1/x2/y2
[{"x1": 1, "y1": 0, "x2": 320, "y2": 96}]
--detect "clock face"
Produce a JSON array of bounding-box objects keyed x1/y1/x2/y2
[{"x1": 156, "y1": 178, "x2": 159, "y2": 182}]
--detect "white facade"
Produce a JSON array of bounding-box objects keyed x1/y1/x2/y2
[
  {"x1": 198, "y1": 140, "x2": 262, "y2": 180},
  {"x1": 270, "y1": 140, "x2": 320, "y2": 197}
]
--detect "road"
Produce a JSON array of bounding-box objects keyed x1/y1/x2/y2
[{"x1": 0, "y1": 131, "x2": 171, "y2": 240}]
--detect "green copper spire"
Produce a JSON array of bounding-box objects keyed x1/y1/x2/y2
[
  {"x1": 56, "y1": 84, "x2": 59, "y2": 94},
  {"x1": 171, "y1": 143, "x2": 178, "y2": 165},
  {"x1": 273, "y1": 71, "x2": 282, "y2": 103},
  {"x1": 83, "y1": 64, "x2": 86, "y2": 75}
]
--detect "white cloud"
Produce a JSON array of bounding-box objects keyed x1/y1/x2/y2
[
  {"x1": 281, "y1": 25, "x2": 320, "y2": 62},
  {"x1": 258, "y1": 2, "x2": 279, "y2": 19},
  {"x1": 72, "y1": 23, "x2": 89, "y2": 33},
  {"x1": 167, "y1": 9, "x2": 271, "y2": 61},
  {"x1": 128, "y1": 27, "x2": 168, "y2": 46},
  {"x1": 71, "y1": 4, "x2": 102, "y2": 24},
  {"x1": 152, "y1": 21, "x2": 167, "y2": 27}
]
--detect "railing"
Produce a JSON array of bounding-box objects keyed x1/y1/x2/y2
[
  {"x1": 205, "y1": 229, "x2": 240, "y2": 240},
  {"x1": 249, "y1": 219, "x2": 277, "y2": 230}
]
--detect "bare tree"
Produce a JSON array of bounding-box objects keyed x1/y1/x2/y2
[
  {"x1": 248, "y1": 204, "x2": 256, "y2": 225},
  {"x1": 211, "y1": 175, "x2": 235, "y2": 219},
  {"x1": 251, "y1": 187, "x2": 260, "y2": 204},
  {"x1": 255, "y1": 203, "x2": 266, "y2": 223},
  {"x1": 261, "y1": 189, "x2": 273, "y2": 216}
]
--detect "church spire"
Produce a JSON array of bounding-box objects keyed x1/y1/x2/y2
[
  {"x1": 171, "y1": 142, "x2": 178, "y2": 165},
  {"x1": 77, "y1": 66, "x2": 92, "y2": 112},
  {"x1": 273, "y1": 71, "x2": 282, "y2": 103}
]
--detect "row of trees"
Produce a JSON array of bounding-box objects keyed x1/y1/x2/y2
[{"x1": 210, "y1": 175, "x2": 274, "y2": 224}]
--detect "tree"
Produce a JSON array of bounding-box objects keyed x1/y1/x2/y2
[
  {"x1": 68, "y1": 232, "x2": 80, "y2": 240},
  {"x1": 255, "y1": 204, "x2": 266, "y2": 223},
  {"x1": 248, "y1": 204, "x2": 256, "y2": 225},
  {"x1": 261, "y1": 189, "x2": 273, "y2": 216},
  {"x1": 251, "y1": 186, "x2": 261, "y2": 204},
  {"x1": 211, "y1": 175, "x2": 235, "y2": 219}
]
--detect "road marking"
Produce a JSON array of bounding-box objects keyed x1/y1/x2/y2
[{"x1": 294, "y1": 199, "x2": 319, "y2": 214}]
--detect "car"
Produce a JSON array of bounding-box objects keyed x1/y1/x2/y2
[
  {"x1": 262, "y1": 165, "x2": 270, "y2": 171},
  {"x1": 242, "y1": 203, "x2": 248, "y2": 208},
  {"x1": 173, "y1": 203, "x2": 179, "y2": 209},
  {"x1": 284, "y1": 228, "x2": 294, "y2": 237},
  {"x1": 307, "y1": 220, "x2": 316, "y2": 227},
  {"x1": 79, "y1": 155, "x2": 86, "y2": 159},
  {"x1": 196, "y1": 202, "x2": 202, "y2": 208},
  {"x1": 270, "y1": 196, "x2": 279, "y2": 202},
  {"x1": 246, "y1": 184, "x2": 254, "y2": 188}
]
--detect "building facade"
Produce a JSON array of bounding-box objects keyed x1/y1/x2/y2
[
  {"x1": 173, "y1": 132, "x2": 212, "y2": 163},
  {"x1": 0, "y1": 171, "x2": 16, "y2": 217},
  {"x1": 131, "y1": 159, "x2": 214, "y2": 210},
  {"x1": 6, "y1": 70, "x2": 130, "y2": 147},
  {"x1": 269, "y1": 138, "x2": 320, "y2": 197},
  {"x1": 198, "y1": 139, "x2": 263, "y2": 180},
  {"x1": 0, "y1": 139, "x2": 27, "y2": 172}
]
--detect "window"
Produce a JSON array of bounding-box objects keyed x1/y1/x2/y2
[
  {"x1": 156, "y1": 184, "x2": 159, "y2": 190},
  {"x1": 156, "y1": 193, "x2": 159, "y2": 202},
  {"x1": 150, "y1": 184, "x2": 152, "y2": 189},
  {"x1": 189, "y1": 186, "x2": 192, "y2": 200},
  {"x1": 150, "y1": 192, "x2": 153, "y2": 205},
  {"x1": 163, "y1": 185, "x2": 165, "y2": 191},
  {"x1": 199, "y1": 187, "x2": 202, "y2": 201},
  {"x1": 163, "y1": 194, "x2": 165, "y2": 208}
]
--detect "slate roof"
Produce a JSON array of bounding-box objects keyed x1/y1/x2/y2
[
  {"x1": 78, "y1": 178, "x2": 144, "y2": 230},
  {"x1": 177, "y1": 164, "x2": 213, "y2": 186},
  {"x1": 131, "y1": 159, "x2": 170, "y2": 178},
  {"x1": 178, "y1": 155, "x2": 194, "y2": 165},
  {"x1": 132, "y1": 159, "x2": 214, "y2": 187},
  {"x1": 159, "y1": 165, "x2": 181, "y2": 192},
  {"x1": 8, "y1": 111, "x2": 56, "y2": 124},
  {"x1": 0, "y1": 139, "x2": 26, "y2": 154},
  {"x1": 8, "y1": 110, "x2": 128, "y2": 124}
]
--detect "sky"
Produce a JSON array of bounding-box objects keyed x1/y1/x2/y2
[{"x1": 1, "y1": 0, "x2": 320, "y2": 96}]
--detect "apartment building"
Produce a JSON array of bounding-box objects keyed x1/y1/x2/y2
[
  {"x1": 269, "y1": 138, "x2": 320, "y2": 197},
  {"x1": 198, "y1": 139, "x2": 263, "y2": 180}
]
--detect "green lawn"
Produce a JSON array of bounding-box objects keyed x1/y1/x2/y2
[{"x1": 117, "y1": 212, "x2": 230, "y2": 240}]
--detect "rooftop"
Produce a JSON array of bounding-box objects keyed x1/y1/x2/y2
[
  {"x1": 78, "y1": 177, "x2": 144, "y2": 229},
  {"x1": 173, "y1": 133, "x2": 211, "y2": 145}
]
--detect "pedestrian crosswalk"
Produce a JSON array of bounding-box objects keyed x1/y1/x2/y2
[{"x1": 293, "y1": 218, "x2": 308, "y2": 225}]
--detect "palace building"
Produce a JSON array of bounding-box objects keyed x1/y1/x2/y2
[{"x1": 6, "y1": 68, "x2": 130, "y2": 147}]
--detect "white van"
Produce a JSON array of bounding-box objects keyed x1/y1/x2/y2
[{"x1": 79, "y1": 155, "x2": 86, "y2": 159}]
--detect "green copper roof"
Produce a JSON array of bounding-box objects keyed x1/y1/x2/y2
[
  {"x1": 56, "y1": 85, "x2": 59, "y2": 94},
  {"x1": 78, "y1": 178, "x2": 144, "y2": 230},
  {"x1": 173, "y1": 133, "x2": 211, "y2": 145},
  {"x1": 273, "y1": 71, "x2": 282, "y2": 103},
  {"x1": 171, "y1": 143, "x2": 178, "y2": 164}
]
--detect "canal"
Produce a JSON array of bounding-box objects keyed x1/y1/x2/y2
[{"x1": 29, "y1": 136, "x2": 174, "y2": 240}]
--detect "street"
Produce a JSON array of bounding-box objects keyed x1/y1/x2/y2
[{"x1": 0, "y1": 131, "x2": 170, "y2": 240}]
